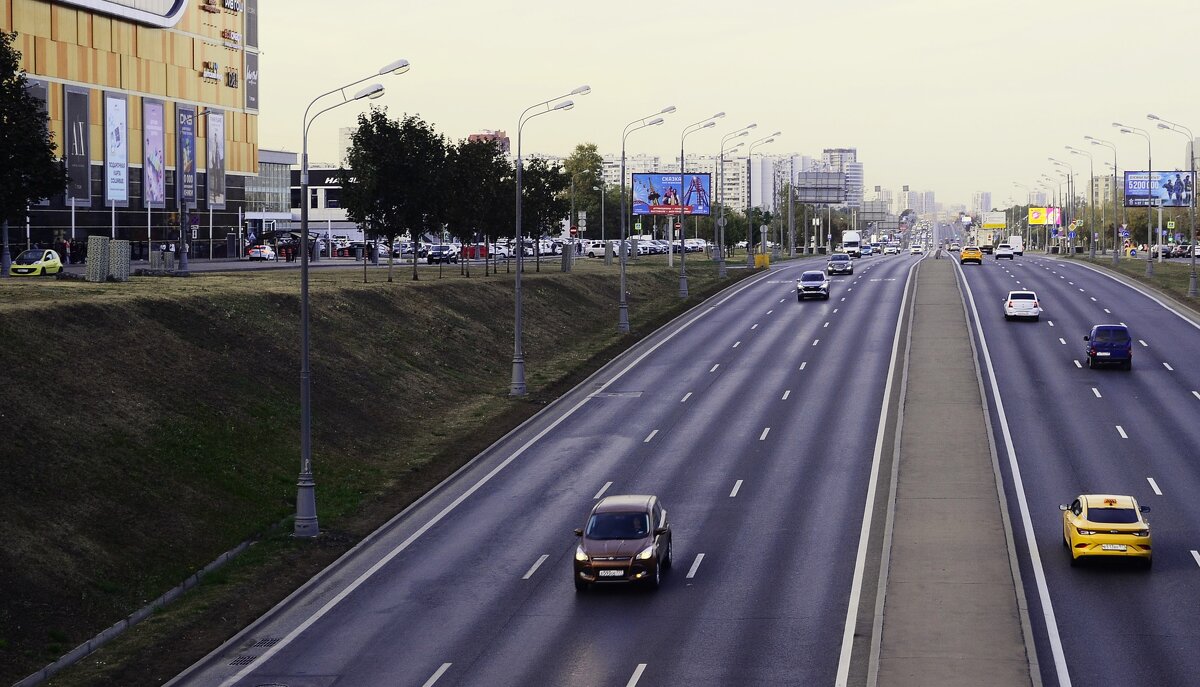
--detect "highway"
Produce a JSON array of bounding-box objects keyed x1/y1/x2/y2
[
  {"x1": 955, "y1": 254, "x2": 1200, "y2": 687},
  {"x1": 171, "y1": 253, "x2": 921, "y2": 687}
]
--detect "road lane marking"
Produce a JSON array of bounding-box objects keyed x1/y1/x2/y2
[
  {"x1": 1147, "y1": 478, "x2": 1162, "y2": 496},
  {"x1": 732, "y1": 341, "x2": 741, "y2": 348},
  {"x1": 833, "y1": 308, "x2": 839, "y2": 313},
  {"x1": 730, "y1": 480, "x2": 743, "y2": 497},
  {"x1": 1117, "y1": 425, "x2": 1128, "y2": 439},
  {"x1": 680, "y1": 392, "x2": 692, "y2": 403},
  {"x1": 824, "y1": 322, "x2": 830, "y2": 328},
  {"x1": 1104, "y1": 308, "x2": 1111, "y2": 314},
  {"x1": 644, "y1": 430, "x2": 658, "y2": 443},
  {"x1": 759, "y1": 427, "x2": 770, "y2": 441},
  {"x1": 710, "y1": 364, "x2": 719, "y2": 373},
  {"x1": 1069, "y1": 281, "x2": 1074, "y2": 285},
  {"x1": 751, "y1": 324, "x2": 759, "y2": 330},
  {"x1": 1193, "y1": 391, "x2": 1200, "y2": 401},
  {"x1": 1074, "y1": 360, "x2": 1082, "y2": 368},
  {"x1": 813, "y1": 339, "x2": 820, "y2": 346},
  {"x1": 594, "y1": 481, "x2": 613, "y2": 500},
  {"x1": 799, "y1": 362, "x2": 807, "y2": 370},
  {"x1": 779, "y1": 298, "x2": 786, "y2": 303},
  {"x1": 1090, "y1": 297, "x2": 1097, "y2": 302},
  {"x1": 1059, "y1": 338, "x2": 1066, "y2": 345},
  {"x1": 848, "y1": 287, "x2": 853, "y2": 291},
  {"x1": 1139, "y1": 339, "x2": 1148, "y2": 347},
  {"x1": 422, "y1": 664, "x2": 452, "y2": 687},
  {"x1": 1164, "y1": 362, "x2": 1174, "y2": 371},
  {"x1": 782, "y1": 390, "x2": 791, "y2": 400},
  {"x1": 523, "y1": 554, "x2": 550, "y2": 579},
  {"x1": 686, "y1": 553, "x2": 705, "y2": 579},
  {"x1": 1092, "y1": 388, "x2": 1101, "y2": 398},
  {"x1": 1192, "y1": 551, "x2": 1200, "y2": 568},
  {"x1": 1048, "y1": 320, "x2": 1055, "y2": 327},
  {"x1": 626, "y1": 664, "x2": 648, "y2": 687},
  {"x1": 767, "y1": 309, "x2": 774, "y2": 315},
  {"x1": 1079, "y1": 288, "x2": 1085, "y2": 292}
]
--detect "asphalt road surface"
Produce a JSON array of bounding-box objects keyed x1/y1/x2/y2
[
  {"x1": 170, "y1": 253, "x2": 922, "y2": 687},
  {"x1": 955, "y1": 254, "x2": 1200, "y2": 687}
]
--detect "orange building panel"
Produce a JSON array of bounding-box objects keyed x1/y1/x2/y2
[
  {"x1": 91, "y1": 14, "x2": 111, "y2": 52},
  {"x1": 12, "y1": 0, "x2": 52, "y2": 39},
  {"x1": 51, "y1": 5, "x2": 77, "y2": 44}
]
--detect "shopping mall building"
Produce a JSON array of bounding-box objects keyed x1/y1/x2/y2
[{"x1": 3, "y1": 0, "x2": 259, "y2": 259}]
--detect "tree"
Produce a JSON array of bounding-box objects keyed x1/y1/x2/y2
[
  {"x1": 443, "y1": 137, "x2": 513, "y2": 252},
  {"x1": 562, "y1": 143, "x2": 602, "y2": 238},
  {"x1": 341, "y1": 108, "x2": 447, "y2": 282},
  {"x1": 521, "y1": 157, "x2": 569, "y2": 240},
  {"x1": 1, "y1": 31, "x2": 68, "y2": 277}
]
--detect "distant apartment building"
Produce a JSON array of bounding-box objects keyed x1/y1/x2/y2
[
  {"x1": 922, "y1": 191, "x2": 937, "y2": 217},
  {"x1": 469, "y1": 129, "x2": 511, "y2": 154},
  {"x1": 971, "y1": 191, "x2": 993, "y2": 215},
  {"x1": 821, "y1": 148, "x2": 863, "y2": 208},
  {"x1": 1090, "y1": 175, "x2": 1119, "y2": 207}
]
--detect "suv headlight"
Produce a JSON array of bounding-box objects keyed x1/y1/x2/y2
[
  {"x1": 636, "y1": 545, "x2": 655, "y2": 560},
  {"x1": 575, "y1": 546, "x2": 589, "y2": 562}
]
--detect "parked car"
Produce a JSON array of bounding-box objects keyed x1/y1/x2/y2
[
  {"x1": 247, "y1": 244, "x2": 276, "y2": 261},
  {"x1": 8, "y1": 248, "x2": 63, "y2": 276},
  {"x1": 427, "y1": 244, "x2": 458, "y2": 264}
]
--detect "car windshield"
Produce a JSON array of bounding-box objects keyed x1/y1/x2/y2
[
  {"x1": 586, "y1": 512, "x2": 650, "y2": 540},
  {"x1": 1093, "y1": 328, "x2": 1129, "y2": 343},
  {"x1": 15, "y1": 250, "x2": 45, "y2": 264},
  {"x1": 831, "y1": 255, "x2": 849, "y2": 262},
  {"x1": 1010, "y1": 293, "x2": 1036, "y2": 300},
  {"x1": 1086, "y1": 507, "x2": 1139, "y2": 524},
  {"x1": 801, "y1": 273, "x2": 825, "y2": 282}
]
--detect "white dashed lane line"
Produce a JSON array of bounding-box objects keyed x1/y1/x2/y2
[
  {"x1": 813, "y1": 339, "x2": 820, "y2": 346},
  {"x1": 751, "y1": 324, "x2": 759, "y2": 330},
  {"x1": 644, "y1": 429, "x2": 658, "y2": 443},
  {"x1": 732, "y1": 341, "x2": 741, "y2": 348},
  {"x1": 1147, "y1": 478, "x2": 1162, "y2": 496},
  {"x1": 594, "y1": 481, "x2": 613, "y2": 499},
  {"x1": 1139, "y1": 340, "x2": 1148, "y2": 347},
  {"x1": 1193, "y1": 391, "x2": 1200, "y2": 401},
  {"x1": 1104, "y1": 308, "x2": 1111, "y2": 314},
  {"x1": 1074, "y1": 360, "x2": 1083, "y2": 368},
  {"x1": 522, "y1": 554, "x2": 550, "y2": 579},
  {"x1": 625, "y1": 664, "x2": 648, "y2": 687},
  {"x1": 833, "y1": 308, "x2": 839, "y2": 313},
  {"x1": 767, "y1": 309, "x2": 774, "y2": 315},
  {"x1": 1059, "y1": 338, "x2": 1067, "y2": 345},
  {"x1": 841, "y1": 297, "x2": 846, "y2": 302},
  {"x1": 680, "y1": 392, "x2": 692, "y2": 403},
  {"x1": 1090, "y1": 297, "x2": 1097, "y2": 302},
  {"x1": 730, "y1": 480, "x2": 743, "y2": 498},
  {"x1": 710, "y1": 364, "x2": 719, "y2": 373},
  {"x1": 1164, "y1": 362, "x2": 1174, "y2": 371},
  {"x1": 422, "y1": 664, "x2": 453, "y2": 687},
  {"x1": 686, "y1": 553, "x2": 705, "y2": 579},
  {"x1": 799, "y1": 362, "x2": 808, "y2": 371},
  {"x1": 759, "y1": 427, "x2": 771, "y2": 441},
  {"x1": 1117, "y1": 425, "x2": 1129, "y2": 439},
  {"x1": 779, "y1": 298, "x2": 786, "y2": 303},
  {"x1": 1192, "y1": 551, "x2": 1200, "y2": 569},
  {"x1": 823, "y1": 322, "x2": 830, "y2": 328},
  {"x1": 1048, "y1": 320, "x2": 1055, "y2": 327},
  {"x1": 1092, "y1": 387, "x2": 1102, "y2": 398},
  {"x1": 782, "y1": 390, "x2": 791, "y2": 400}
]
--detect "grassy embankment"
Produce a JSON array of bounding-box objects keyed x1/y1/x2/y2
[
  {"x1": 1063, "y1": 252, "x2": 1200, "y2": 314},
  {"x1": 0, "y1": 256, "x2": 755, "y2": 685}
]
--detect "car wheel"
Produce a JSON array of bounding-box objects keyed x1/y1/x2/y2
[
  {"x1": 1123, "y1": 359, "x2": 1132, "y2": 371},
  {"x1": 1087, "y1": 356, "x2": 1095, "y2": 369},
  {"x1": 1005, "y1": 314, "x2": 1012, "y2": 321},
  {"x1": 574, "y1": 577, "x2": 589, "y2": 593},
  {"x1": 1069, "y1": 551, "x2": 1080, "y2": 567},
  {"x1": 1143, "y1": 556, "x2": 1153, "y2": 570},
  {"x1": 647, "y1": 562, "x2": 661, "y2": 589},
  {"x1": 1032, "y1": 315, "x2": 1039, "y2": 321}
]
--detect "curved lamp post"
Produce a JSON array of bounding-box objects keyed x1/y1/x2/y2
[
  {"x1": 717, "y1": 124, "x2": 755, "y2": 276},
  {"x1": 1066, "y1": 146, "x2": 1096, "y2": 258},
  {"x1": 511, "y1": 85, "x2": 589, "y2": 396},
  {"x1": 295, "y1": 59, "x2": 407, "y2": 538},
  {"x1": 1086, "y1": 136, "x2": 1122, "y2": 267},
  {"x1": 1115, "y1": 122, "x2": 1154, "y2": 276},
  {"x1": 1148, "y1": 114, "x2": 1198, "y2": 296},
  {"x1": 678, "y1": 112, "x2": 724, "y2": 297},
  {"x1": 745, "y1": 132, "x2": 781, "y2": 266},
  {"x1": 1049, "y1": 157, "x2": 1077, "y2": 251},
  {"x1": 618, "y1": 105, "x2": 673, "y2": 333}
]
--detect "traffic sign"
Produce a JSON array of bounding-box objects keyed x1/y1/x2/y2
[
  {"x1": 578, "y1": 219, "x2": 586, "y2": 228},
  {"x1": 569, "y1": 226, "x2": 578, "y2": 236},
  {"x1": 634, "y1": 222, "x2": 642, "y2": 232},
  {"x1": 717, "y1": 217, "x2": 727, "y2": 227},
  {"x1": 1167, "y1": 220, "x2": 1176, "y2": 229}
]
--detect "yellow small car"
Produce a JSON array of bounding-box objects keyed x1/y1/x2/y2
[
  {"x1": 959, "y1": 246, "x2": 983, "y2": 265},
  {"x1": 1061, "y1": 494, "x2": 1152, "y2": 568},
  {"x1": 9, "y1": 249, "x2": 64, "y2": 276}
]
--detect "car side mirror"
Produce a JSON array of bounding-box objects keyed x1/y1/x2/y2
[
  {"x1": 1058, "y1": 504, "x2": 1069, "y2": 511},
  {"x1": 1139, "y1": 505, "x2": 1151, "y2": 513},
  {"x1": 1083, "y1": 335, "x2": 1090, "y2": 341},
  {"x1": 654, "y1": 526, "x2": 669, "y2": 535},
  {"x1": 573, "y1": 528, "x2": 583, "y2": 537}
]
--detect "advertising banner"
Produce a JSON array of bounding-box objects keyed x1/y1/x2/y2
[
  {"x1": 1123, "y1": 171, "x2": 1194, "y2": 207},
  {"x1": 26, "y1": 79, "x2": 51, "y2": 206},
  {"x1": 631, "y1": 173, "x2": 711, "y2": 215},
  {"x1": 1027, "y1": 207, "x2": 1062, "y2": 225},
  {"x1": 104, "y1": 92, "x2": 129, "y2": 205},
  {"x1": 143, "y1": 99, "x2": 166, "y2": 208},
  {"x1": 245, "y1": 51, "x2": 259, "y2": 111},
  {"x1": 793, "y1": 171, "x2": 846, "y2": 204},
  {"x1": 206, "y1": 110, "x2": 226, "y2": 208},
  {"x1": 246, "y1": 0, "x2": 258, "y2": 47},
  {"x1": 65, "y1": 87, "x2": 91, "y2": 206},
  {"x1": 177, "y1": 104, "x2": 197, "y2": 207},
  {"x1": 982, "y1": 211, "x2": 1007, "y2": 229}
]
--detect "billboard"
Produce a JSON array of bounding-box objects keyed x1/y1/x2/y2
[
  {"x1": 1123, "y1": 171, "x2": 1194, "y2": 207},
  {"x1": 104, "y1": 92, "x2": 129, "y2": 206},
  {"x1": 982, "y1": 211, "x2": 1007, "y2": 229},
  {"x1": 65, "y1": 86, "x2": 91, "y2": 206},
  {"x1": 1028, "y1": 207, "x2": 1062, "y2": 225},
  {"x1": 177, "y1": 104, "x2": 197, "y2": 207},
  {"x1": 206, "y1": 110, "x2": 227, "y2": 208},
  {"x1": 631, "y1": 173, "x2": 711, "y2": 215},
  {"x1": 245, "y1": 51, "x2": 259, "y2": 111},
  {"x1": 794, "y1": 171, "x2": 846, "y2": 204},
  {"x1": 143, "y1": 99, "x2": 166, "y2": 208}
]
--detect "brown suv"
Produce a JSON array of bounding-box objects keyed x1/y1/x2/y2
[{"x1": 573, "y1": 494, "x2": 672, "y2": 591}]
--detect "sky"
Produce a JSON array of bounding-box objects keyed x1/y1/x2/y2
[{"x1": 258, "y1": 0, "x2": 1200, "y2": 209}]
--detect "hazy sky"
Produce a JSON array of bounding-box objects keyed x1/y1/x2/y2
[{"x1": 259, "y1": 0, "x2": 1199, "y2": 207}]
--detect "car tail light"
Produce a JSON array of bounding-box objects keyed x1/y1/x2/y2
[
  {"x1": 1134, "y1": 530, "x2": 1149, "y2": 537},
  {"x1": 1088, "y1": 347, "x2": 1096, "y2": 356},
  {"x1": 1007, "y1": 301, "x2": 1013, "y2": 308},
  {"x1": 1033, "y1": 301, "x2": 1039, "y2": 308},
  {"x1": 1076, "y1": 527, "x2": 1096, "y2": 535}
]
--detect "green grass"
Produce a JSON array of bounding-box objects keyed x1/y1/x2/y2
[
  {"x1": 1061, "y1": 253, "x2": 1200, "y2": 314},
  {"x1": 0, "y1": 259, "x2": 756, "y2": 685}
]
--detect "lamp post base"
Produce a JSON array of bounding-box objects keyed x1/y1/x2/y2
[
  {"x1": 717, "y1": 257, "x2": 727, "y2": 278},
  {"x1": 509, "y1": 357, "x2": 527, "y2": 397},
  {"x1": 1189, "y1": 271, "x2": 1198, "y2": 297},
  {"x1": 618, "y1": 303, "x2": 630, "y2": 333},
  {"x1": 678, "y1": 273, "x2": 688, "y2": 299},
  {"x1": 1145, "y1": 258, "x2": 1154, "y2": 278},
  {"x1": 294, "y1": 476, "x2": 319, "y2": 538}
]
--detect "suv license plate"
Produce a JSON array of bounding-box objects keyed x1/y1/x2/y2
[
  {"x1": 1097, "y1": 352, "x2": 1110, "y2": 357},
  {"x1": 598, "y1": 569, "x2": 624, "y2": 577},
  {"x1": 1101, "y1": 544, "x2": 1127, "y2": 551}
]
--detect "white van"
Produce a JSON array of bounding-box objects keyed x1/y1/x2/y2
[{"x1": 1007, "y1": 235, "x2": 1024, "y2": 256}]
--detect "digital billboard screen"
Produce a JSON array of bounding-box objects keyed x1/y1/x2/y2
[
  {"x1": 1124, "y1": 171, "x2": 1194, "y2": 207},
  {"x1": 631, "y1": 173, "x2": 711, "y2": 216}
]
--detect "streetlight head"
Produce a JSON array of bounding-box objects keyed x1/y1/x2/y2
[
  {"x1": 1084, "y1": 135, "x2": 1095, "y2": 141},
  {"x1": 745, "y1": 123, "x2": 758, "y2": 130},
  {"x1": 647, "y1": 117, "x2": 665, "y2": 126},
  {"x1": 736, "y1": 130, "x2": 749, "y2": 138},
  {"x1": 764, "y1": 138, "x2": 775, "y2": 144},
  {"x1": 571, "y1": 85, "x2": 591, "y2": 96},
  {"x1": 353, "y1": 83, "x2": 385, "y2": 101},
  {"x1": 1157, "y1": 123, "x2": 1170, "y2": 130},
  {"x1": 770, "y1": 131, "x2": 782, "y2": 137},
  {"x1": 379, "y1": 59, "x2": 410, "y2": 76},
  {"x1": 553, "y1": 99, "x2": 575, "y2": 111},
  {"x1": 1147, "y1": 113, "x2": 1160, "y2": 121},
  {"x1": 660, "y1": 105, "x2": 676, "y2": 114},
  {"x1": 1112, "y1": 122, "x2": 1126, "y2": 128},
  {"x1": 1119, "y1": 128, "x2": 1133, "y2": 134},
  {"x1": 701, "y1": 121, "x2": 716, "y2": 129}
]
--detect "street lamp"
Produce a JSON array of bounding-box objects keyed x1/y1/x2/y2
[
  {"x1": 745, "y1": 132, "x2": 781, "y2": 266},
  {"x1": 511, "y1": 85, "x2": 588, "y2": 396},
  {"x1": 592, "y1": 180, "x2": 606, "y2": 242},
  {"x1": 618, "y1": 105, "x2": 673, "y2": 334},
  {"x1": 1066, "y1": 146, "x2": 1096, "y2": 258},
  {"x1": 1050, "y1": 157, "x2": 1077, "y2": 251},
  {"x1": 678, "y1": 112, "x2": 724, "y2": 297},
  {"x1": 1086, "y1": 135, "x2": 1122, "y2": 266},
  {"x1": 717, "y1": 123, "x2": 755, "y2": 277},
  {"x1": 1012, "y1": 181, "x2": 1031, "y2": 250},
  {"x1": 1115, "y1": 122, "x2": 1155, "y2": 276},
  {"x1": 1148, "y1": 114, "x2": 1198, "y2": 296},
  {"x1": 294, "y1": 59, "x2": 405, "y2": 539}
]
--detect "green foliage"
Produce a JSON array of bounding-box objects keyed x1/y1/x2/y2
[
  {"x1": 443, "y1": 138, "x2": 513, "y2": 244},
  {"x1": 0, "y1": 31, "x2": 68, "y2": 223},
  {"x1": 521, "y1": 157, "x2": 569, "y2": 238}
]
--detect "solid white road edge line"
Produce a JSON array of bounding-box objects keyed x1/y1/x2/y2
[
  {"x1": 1053, "y1": 258, "x2": 1200, "y2": 332},
  {"x1": 421, "y1": 663, "x2": 452, "y2": 687},
  {"x1": 835, "y1": 258, "x2": 920, "y2": 687},
  {"x1": 593, "y1": 481, "x2": 613, "y2": 500},
  {"x1": 625, "y1": 663, "x2": 648, "y2": 687},
  {"x1": 730, "y1": 480, "x2": 743, "y2": 498},
  {"x1": 522, "y1": 554, "x2": 550, "y2": 580},
  {"x1": 956, "y1": 258, "x2": 1073, "y2": 687},
  {"x1": 686, "y1": 553, "x2": 705, "y2": 579},
  {"x1": 1147, "y1": 478, "x2": 1162, "y2": 496},
  {"x1": 214, "y1": 262, "x2": 780, "y2": 686}
]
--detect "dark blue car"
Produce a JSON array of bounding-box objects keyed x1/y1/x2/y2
[{"x1": 1084, "y1": 324, "x2": 1132, "y2": 370}]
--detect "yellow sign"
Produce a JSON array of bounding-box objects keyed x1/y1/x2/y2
[{"x1": 1029, "y1": 207, "x2": 1046, "y2": 225}]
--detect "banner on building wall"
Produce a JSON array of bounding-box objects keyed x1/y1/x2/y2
[
  {"x1": 143, "y1": 99, "x2": 166, "y2": 208},
  {"x1": 177, "y1": 104, "x2": 197, "y2": 208},
  {"x1": 245, "y1": 52, "x2": 259, "y2": 111},
  {"x1": 631, "y1": 173, "x2": 712, "y2": 215},
  {"x1": 207, "y1": 110, "x2": 227, "y2": 209},
  {"x1": 246, "y1": 0, "x2": 259, "y2": 47},
  {"x1": 104, "y1": 92, "x2": 129, "y2": 206},
  {"x1": 65, "y1": 87, "x2": 91, "y2": 206},
  {"x1": 26, "y1": 79, "x2": 52, "y2": 206}
]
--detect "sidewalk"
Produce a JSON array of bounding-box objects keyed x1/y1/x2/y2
[{"x1": 874, "y1": 257, "x2": 1033, "y2": 686}]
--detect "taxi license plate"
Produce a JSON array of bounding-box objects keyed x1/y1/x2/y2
[
  {"x1": 598, "y1": 569, "x2": 624, "y2": 578},
  {"x1": 1097, "y1": 352, "x2": 1110, "y2": 357},
  {"x1": 1101, "y1": 544, "x2": 1126, "y2": 551}
]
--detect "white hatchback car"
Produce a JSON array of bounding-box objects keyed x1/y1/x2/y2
[
  {"x1": 1003, "y1": 290, "x2": 1041, "y2": 321},
  {"x1": 910, "y1": 244, "x2": 924, "y2": 254},
  {"x1": 995, "y1": 243, "x2": 1015, "y2": 260}
]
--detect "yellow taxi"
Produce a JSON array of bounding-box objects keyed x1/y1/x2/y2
[
  {"x1": 959, "y1": 246, "x2": 983, "y2": 265},
  {"x1": 9, "y1": 248, "x2": 64, "y2": 276},
  {"x1": 1060, "y1": 494, "x2": 1152, "y2": 568}
]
